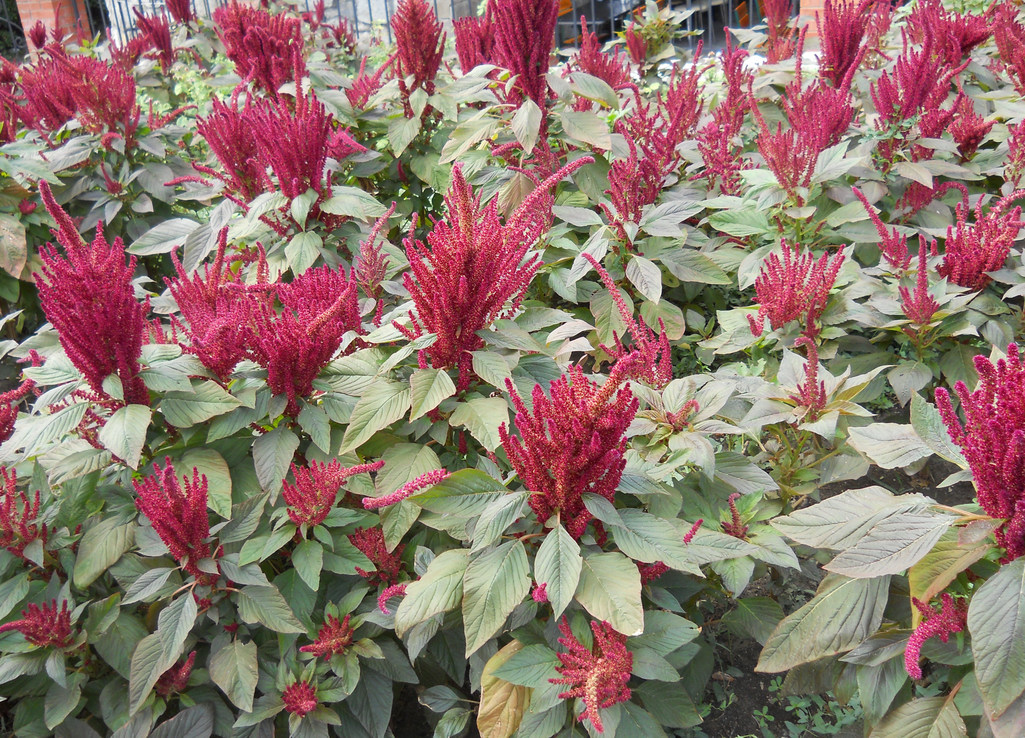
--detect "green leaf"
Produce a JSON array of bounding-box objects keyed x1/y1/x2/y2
[
  {"x1": 968, "y1": 557, "x2": 1025, "y2": 718},
  {"x1": 236, "y1": 585, "x2": 305, "y2": 633},
  {"x1": 534, "y1": 525, "x2": 582, "y2": 620},
  {"x1": 756, "y1": 575, "x2": 889, "y2": 673},
  {"x1": 511, "y1": 99, "x2": 542, "y2": 154},
  {"x1": 181, "y1": 448, "x2": 233, "y2": 519},
  {"x1": 569, "y1": 72, "x2": 619, "y2": 108},
  {"x1": 626, "y1": 255, "x2": 662, "y2": 304},
  {"x1": 708, "y1": 208, "x2": 772, "y2": 237},
  {"x1": 0, "y1": 574, "x2": 30, "y2": 621},
  {"x1": 560, "y1": 110, "x2": 611, "y2": 149},
  {"x1": 388, "y1": 115, "x2": 421, "y2": 157},
  {"x1": 320, "y1": 186, "x2": 387, "y2": 219},
  {"x1": 209, "y1": 640, "x2": 258, "y2": 712},
  {"x1": 824, "y1": 510, "x2": 955, "y2": 578},
  {"x1": 471, "y1": 492, "x2": 526, "y2": 553},
  {"x1": 252, "y1": 427, "x2": 299, "y2": 496},
  {"x1": 298, "y1": 402, "x2": 332, "y2": 453},
  {"x1": 462, "y1": 541, "x2": 531, "y2": 656},
  {"x1": 491, "y1": 643, "x2": 559, "y2": 687},
  {"x1": 129, "y1": 218, "x2": 201, "y2": 256},
  {"x1": 471, "y1": 351, "x2": 513, "y2": 389},
  {"x1": 575, "y1": 552, "x2": 644, "y2": 636},
  {"x1": 45, "y1": 676, "x2": 83, "y2": 730},
  {"x1": 870, "y1": 696, "x2": 966, "y2": 738},
  {"x1": 150, "y1": 705, "x2": 215, "y2": 738},
  {"x1": 73, "y1": 518, "x2": 134, "y2": 589},
  {"x1": 911, "y1": 393, "x2": 967, "y2": 467},
  {"x1": 477, "y1": 641, "x2": 529, "y2": 738},
  {"x1": 659, "y1": 250, "x2": 731, "y2": 284},
  {"x1": 292, "y1": 539, "x2": 324, "y2": 591},
  {"x1": 848, "y1": 423, "x2": 933, "y2": 469},
  {"x1": 395, "y1": 549, "x2": 469, "y2": 637},
  {"x1": 285, "y1": 231, "x2": 322, "y2": 274},
  {"x1": 97, "y1": 405, "x2": 151, "y2": 469},
  {"x1": 609, "y1": 509, "x2": 703, "y2": 576},
  {"x1": 909, "y1": 530, "x2": 992, "y2": 605},
  {"x1": 411, "y1": 468, "x2": 508, "y2": 517},
  {"x1": 448, "y1": 397, "x2": 508, "y2": 452},
  {"x1": 160, "y1": 381, "x2": 242, "y2": 428},
  {"x1": 129, "y1": 594, "x2": 197, "y2": 712},
  {"x1": 409, "y1": 369, "x2": 456, "y2": 421},
  {"x1": 721, "y1": 597, "x2": 785, "y2": 646},
  {"x1": 632, "y1": 610, "x2": 700, "y2": 655},
  {"x1": 340, "y1": 379, "x2": 412, "y2": 453}
]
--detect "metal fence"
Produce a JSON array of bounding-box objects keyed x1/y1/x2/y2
[{"x1": 0, "y1": 0, "x2": 25, "y2": 60}]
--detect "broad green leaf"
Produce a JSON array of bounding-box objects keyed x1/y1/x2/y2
[
  {"x1": 576, "y1": 552, "x2": 644, "y2": 636},
  {"x1": 180, "y1": 448, "x2": 232, "y2": 519},
  {"x1": 610, "y1": 509, "x2": 703, "y2": 576},
  {"x1": 631, "y1": 610, "x2": 700, "y2": 655},
  {"x1": 45, "y1": 676, "x2": 83, "y2": 730},
  {"x1": 319, "y1": 186, "x2": 387, "y2": 218},
  {"x1": 534, "y1": 525, "x2": 582, "y2": 619},
  {"x1": 150, "y1": 705, "x2": 215, "y2": 738},
  {"x1": 870, "y1": 696, "x2": 966, "y2": 738},
  {"x1": 462, "y1": 541, "x2": 530, "y2": 656},
  {"x1": 849, "y1": 423, "x2": 933, "y2": 469},
  {"x1": 298, "y1": 402, "x2": 331, "y2": 453},
  {"x1": 209, "y1": 640, "x2": 258, "y2": 712},
  {"x1": 626, "y1": 255, "x2": 662, "y2": 304},
  {"x1": 285, "y1": 231, "x2": 321, "y2": 273},
  {"x1": 721, "y1": 598, "x2": 785, "y2": 646},
  {"x1": 909, "y1": 530, "x2": 992, "y2": 606},
  {"x1": 411, "y1": 468, "x2": 508, "y2": 517},
  {"x1": 388, "y1": 115, "x2": 421, "y2": 157},
  {"x1": 74, "y1": 519, "x2": 134, "y2": 589},
  {"x1": 252, "y1": 427, "x2": 299, "y2": 496},
  {"x1": 911, "y1": 393, "x2": 967, "y2": 467},
  {"x1": 560, "y1": 110, "x2": 611, "y2": 149},
  {"x1": 471, "y1": 351, "x2": 513, "y2": 389},
  {"x1": 97, "y1": 405, "x2": 151, "y2": 469},
  {"x1": 477, "y1": 641, "x2": 529, "y2": 738},
  {"x1": 968, "y1": 557, "x2": 1025, "y2": 718},
  {"x1": 0, "y1": 575, "x2": 30, "y2": 621},
  {"x1": 756, "y1": 575, "x2": 889, "y2": 673},
  {"x1": 340, "y1": 379, "x2": 411, "y2": 453},
  {"x1": 824, "y1": 510, "x2": 955, "y2": 578},
  {"x1": 129, "y1": 218, "x2": 200, "y2": 256},
  {"x1": 511, "y1": 99, "x2": 542, "y2": 154},
  {"x1": 395, "y1": 549, "x2": 469, "y2": 637},
  {"x1": 129, "y1": 594, "x2": 197, "y2": 712},
  {"x1": 292, "y1": 539, "x2": 324, "y2": 591},
  {"x1": 448, "y1": 397, "x2": 508, "y2": 452},
  {"x1": 707, "y1": 208, "x2": 772, "y2": 237},
  {"x1": 659, "y1": 250, "x2": 731, "y2": 285},
  {"x1": 491, "y1": 643, "x2": 560, "y2": 687},
  {"x1": 471, "y1": 492, "x2": 526, "y2": 553},
  {"x1": 236, "y1": 585, "x2": 305, "y2": 633},
  {"x1": 160, "y1": 382, "x2": 242, "y2": 428},
  {"x1": 409, "y1": 369, "x2": 456, "y2": 421}
]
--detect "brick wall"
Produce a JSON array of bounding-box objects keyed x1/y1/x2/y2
[
  {"x1": 15, "y1": 0, "x2": 92, "y2": 50},
  {"x1": 799, "y1": 0, "x2": 824, "y2": 37}
]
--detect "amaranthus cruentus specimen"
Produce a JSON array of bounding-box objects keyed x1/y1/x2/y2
[
  {"x1": 0, "y1": 466, "x2": 49, "y2": 560},
  {"x1": 748, "y1": 241, "x2": 845, "y2": 338},
  {"x1": 900, "y1": 237, "x2": 940, "y2": 328},
  {"x1": 301, "y1": 614, "x2": 355, "y2": 659},
  {"x1": 283, "y1": 459, "x2": 384, "y2": 528},
  {"x1": 500, "y1": 358, "x2": 639, "y2": 539},
  {"x1": 282, "y1": 680, "x2": 318, "y2": 717},
  {"x1": 904, "y1": 593, "x2": 968, "y2": 679},
  {"x1": 815, "y1": 0, "x2": 872, "y2": 87},
  {"x1": 348, "y1": 526, "x2": 405, "y2": 586},
  {"x1": 0, "y1": 379, "x2": 34, "y2": 444},
  {"x1": 551, "y1": 618, "x2": 633, "y2": 733},
  {"x1": 36, "y1": 182, "x2": 149, "y2": 406},
  {"x1": 193, "y1": 93, "x2": 264, "y2": 204},
  {"x1": 453, "y1": 9, "x2": 495, "y2": 73},
  {"x1": 0, "y1": 600, "x2": 75, "y2": 649},
  {"x1": 696, "y1": 37, "x2": 752, "y2": 194},
  {"x1": 853, "y1": 187, "x2": 911, "y2": 270},
  {"x1": 155, "y1": 652, "x2": 196, "y2": 697},
  {"x1": 134, "y1": 460, "x2": 215, "y2": 577},
  {"x1": 392, "y1": 0, "x2": 445, "y2": 116},
  {"x1": 213, "y1": 1, "x2": 304, "y2": 97},
  {"x1": 491, "y1": 0, "x2": 558, "y2": 111},
  {"x1": 937, "y1": 191, "x2": 1025, "y2": 291},
  {"x1": 936, "y1": 344, "x2": 1025, "y2": 561},
  {"x1": 398, "y1": 159, "x2": 589, "y2": 390},
  {"x1": 574, "y1": 16, "x2": 631, "y2": 89}
]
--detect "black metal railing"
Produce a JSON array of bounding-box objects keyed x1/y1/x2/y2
[{"x1": 0, "y1": 0, "x2": 25, "y2": 61}]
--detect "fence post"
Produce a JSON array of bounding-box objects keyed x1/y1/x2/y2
[{"x1": 15, "y1": 0, "x2": 93, "y2": 50}]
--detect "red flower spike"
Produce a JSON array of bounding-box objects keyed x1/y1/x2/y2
[
  {"x1": 283, "y1": 460, "x2": 384, "y2": 528},
  {"x1": 551, "y1": 618, "x2": 633, "y2": 733},
  {"x1": 398, "y1": 159, "x2": 590, "y2": 390},
  {"x1": 133, "y1": 460, "x2": 214, "y2": 577},
  {"x1": 815, "y1": 0, "x2": 872, "y2": 88},
  {"x1": 601, "y1": 126, "x2": 662, "y2": 245},
  {"x1": 348, "y1": 527, "x2": 405, "y2": 586},
  {"x1": 0, "y1": 600, "x2": 74, "y2": 649},
  {"x1": 583, "y1": 253, "x2": 672, "y2": 389},
  {"x1": 155, "y1": 651, "x2": 196, "y2": 696},
  {"x1": 762, "y1": 0, "x2": 797, "y2": 63},
  {"x1": 491, "y1": 0, "x2": 559, "y2": 111},
  {"x1": 904, "y1": 593, "x2": 968, "y2": 679},
  {"x1": 637, "y1": 561, "x2": 668, "y2": 584},
  {"x1": 499, "y1": 360, "x2": 638, "y2": 540},
  {"x1": 193, "y1": 93, "x2": 265, "y2": 204},
  {"x1": 363, "y1": 469, "x2": 449, "y2": 510},
  {"x1": 574, "y1": 16, "x2": 631, "y2": 90},
  {"x1": 624, "y1": 23, "x2": 647, "y2": 65},
  {"x1": 1008, "y1": 121, "x2": 1025, "y2": 187},
  {"x1": 936, "y1": 344, "x2": 1025, "y2": 561},
  {"x1": 721, "y1": 493, "x2": 749, "y2": 540},
  {"x1": 213, "y1": 2, "x2": 305, "y2": 97},
  {"x1": 355, "y1": 204, "x2": 397, "y2": 327},
  {"x1": 994, "y1": 3, "x2": 1025, "y2": 96},
  {"x1": 166, "y1": 0, "x2": 195, "y2": 23},
  {"x1": 695, "y1": 37, "x2": 753, "y2": 195},
  {"x1": 282, "y1": 680, "x2": 318, "y2": 717},
  {"x1": 906, "y1": 0, "x2": 992, "y2": 66},
  {"x1": 751, "y1": 106, "x2": 819, "y2": 206},
  {"x1": 783, "y1": 49, "x2": 858, "y2": 153},
  {"x1": 950, "y1": 96, "x2": 993, "y2": 161},
  {"x1": 789, "y1": 337, "x2": 827, "y2": 422},
  {"x1": 900, "y1": 237, "x2": 940, "y2": 327},
  {"x1": 300, "y1": 614, "x2": 355, "y2": 659},
  {"x1": 134, "y1": 10, "x2": 174, "y2": 72},
  {"x1": 747, "y1": 241, "x2": 845, "y2": 339},
  {"x1": 853, "y1": 187, "x2": 910, "y2": 270},
  {"x1": 0, "y1": 467, "x2": 51, "y2": 559},
  {"x1": 938, "y1": 191, "x2": 1025, "y2": 292},
  {"x1": 0, "y1": 379, "x2": 35, "y2": 444},
  {"x1": 36, "y1": 182, "x2": 149, "y2": 406},
  {"x1": 378, "y1": 583, "x2": 407, "y2": 614},
  {"x1": 346, "y1": 54, "x2": 395, "y2": 109},
  {"x1": 453, "y1": 11, "x2": 495, "y2": 73},
  {"x1": 392, "y1": 0, "x2": 445, "y2": 116}
]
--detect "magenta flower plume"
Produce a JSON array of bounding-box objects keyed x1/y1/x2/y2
[
  {"x1": 900, "y1": 237, "x2": 940, "y2": 327},
  {"x1": 491, "y1": 0, "x2": 558, "y2": 111},
  {"x1": 36, "y1": 181, "x2": 149, "y2": 406},
  {"x1": 133, "y1": 10, "x2": 174, "y2": 72},
  {"x1": 348, "y1": 526, "x2": 405, "y2": 585},
  {"x1": 346, "y1": 55, "x2": 395, "y2": 109},
  {"x1": 0, "y1": 379, "x2": 35, "y2": 444},
  {"x1": 251, "y1": 264, "x2": 363, "y2": 417},
  {"x1": 193, "y1": 93, "x2": 264, "y2": 203},
  {"x1": 1009, "y1": 121, "x2": 1025, "y2": 188},
  {"x1": 0, "y1": 466, "x2": 50, "y2": 560},
  {"x1": 949, "y1": 97, "x2": 993, "y2": 161},
  {"x1": 453, "y1": 11, "x2": 495, "y2": 73},
  {"x1": 155, "y1": 651, "x2": 196, "y2": 697},
  {"x1": 904, "y1": 593, "x2": 968, "y2": 679},
  {"x1": 283, "y1": 460, "x2": 384, "y2": 528},
  {"x1": 815, "y1": 0, "x2": 872, "y2": 87},
  {"x1": 27, "y1": 21, "x2": 47, "y2": 49},
  {"x1": 789, "y1": 337, "x2": 827, "y2": 422},
  {"x1": 762, "y1": 0, "x2": 797, "y2": 63},
  {"x1": 624, "y1": 23, "x2": 647, "y2": 65},
  {"x1": 994, "y1": 3, "x2": 1025, "y2": 96},
  {"x1": 906, "y1": 0, "x2": 991, "y2": 66},
  {"x1": 213, "y1": 2, "x2": 304, "y2": 97},
  {"x1": 584, "y1": 253, "x2": 672, "y2": 389},
  {"x1": 0, "y1": 600, "x2": 75, "y2": 649},
  {"x1": 936, "y1": 344, "x2": 1025, "y2": 561},
  {"x1": 392, "y1": 0, "x2": 445, "y2": 116},
  {"x1": 500, "y1": 361, "x2": 638, "y2": 540},
  {"x1": 301, "y1": 614, "x2": 355, "y2": 659},
  {"x1": 133, "y1": 460, "x2": 214, "y2": 577},
  {"x1": 282, "y1": 680, "x2": 318, "y2": 717},
  {"x1": 551, "y1": 618, "x2": 633, "y2": 733},
  {"x1": 721, "y1": 493, "x2": 749, "y2": 540},
  {"x1": 752, "y1": 108, "x2": 819, "y2": 206},
  {"x1": 166, "y1": 0, "x2": 195, "y2": 24},
  {"x1": 937, "y1": 191, "x2": 1025, "y2": 292},
  {"x1": 602, "y1": 127, "x2": 662, "y2": 246},
  {"x1": 783, "y1": 69, "x2": 857, "y2": 152},
  {"x1": 853, "y1": 187, "x2": 911, "y2": 270},
  {"x1": 363, "y1": 469, "x2": 449, "y2": 510},
  {"x1": 748, "y1": 241, "x2": 845, "y2": 338},
  {"x1": 574, "y1": 16, "x2": 631, "y2": 89},
  {"x1": 695, "y1": 37, "x2": 753, "y2": 195},
  {"x1": 531, "y1": 582, "x2": 549, "y2": 603},
  {"x1": 356, "y1": 203, "x2": 396, "y2": 326},
  {"x1": 378, "y1": 583, "x2": 407, "y2": 614},
  {"x1": 399, "y1": 159, "x2": 589, "y2": 390}
]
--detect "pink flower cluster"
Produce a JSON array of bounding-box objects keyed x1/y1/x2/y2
[
  {"x1": 392, "y1": 0, "x2": 445, "y2": 116},
  {"x1": 282, "y1": 680, "x2": 318, "y2": 717},
  {"x1": 133, "y1": 460, "x2": 214, "y2": 577},
  {"x1": 937, "y1": 191, "x2": 1025, "y2": 292},
  {"x1": 213, "y1": 1, "x2": 304, "y2": 97},
  {"x1": 0, "y1": 379, "x2": 34, "y2": 444},
  {"x1": 348, "y1": 527, "x2": 405, "y2": 586},
  {"x1": 551, "y1": 618, "x2": 633, "y2": 733},
  {"x1": 301, "y1": 614, "x2": 355, "y2": 659},
  {"x1": 900, "y1": 237, "x2": 940, "y2": 327},
  {"x1": 491, "y1": 0, "x2": 559, "y2": 111},
  {"x1": 283, "y1": 459, "x2": 384, "y2": 528},
  {"x1": 904, "y1": 593, "x2": 968, "y2": 679},
  {"x1": 0, "y1": 466, "x2": 50, "y2": 560},
  {"x1": 815, "y1": 0, "x2": 872, "y2": 87},
  {"x1": 0, "y1": 600, "x2": 75, "y2": 649},
  {"x1": 936, "y1": 344, "x2": 1025, "y2": 561},
  {"x1": 696, "y1": 38, "x2": 753, "y2": 195},
  {"x1": 573, "y1": 16, "x2": 631, "y2": 90},
  {"x1": 36, "y1": 182, "x2": 149, "y2": 406},
  {"x1": 748, "y1": 241, "x2": 845, "y2": 338},
  {"x1": 906, "y1": 0, "x2": 992, "y2": 66},
  {"x1": 155, "y1": 651, "x2": 196, "y2": 697},
  {"x1": 500, "y1": 359, "x2": 638, "y2": 539},
  {"x1": 453, "y1": 9, "x2": 495, "y2": 74},
  {"x1": 789, "y1": 337, "x2": 827, "y2": 421}
]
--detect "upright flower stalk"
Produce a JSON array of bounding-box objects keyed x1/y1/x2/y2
[
  {"x1": 748, "y1": 241, "x2": 845, "y2": 338},
  {"x1": 36, "y1": 182, "x2": 149, "y2": 406},
  {"x1": 551, "y1": 618, "x2": 633, "y2": 733},
  {"x1": 134, "y1": 460, "x2": 216, "y2": 577},
  {"x1": 491, "y1": 0, "x2": 558, "y2": 112},
  {"x1": 937, "y1": 191, "x2": 1025, "y2": 292},
  {"x1": 0, "y1": 600, "x2": 75, "y2": 649},
  {"x1": 392, "y1": 0, "x2": 445, "y2": 117},
  {"x1": 815, "y1": 0, "x2": 872, "y2": 87},
  {"x1": 0, "y1": 466, "x2": 50, "y2": 560},
  {"x1": 213, "y1": 1, "x2": 304, "y2": 97},
  {"x1": 283, "y1": 459, "x2": 384, "y2": 528}
]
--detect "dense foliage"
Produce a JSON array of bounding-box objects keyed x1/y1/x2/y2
[{"x1": 0, "y1": 0, "x2": 1024, "y2": 736}]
